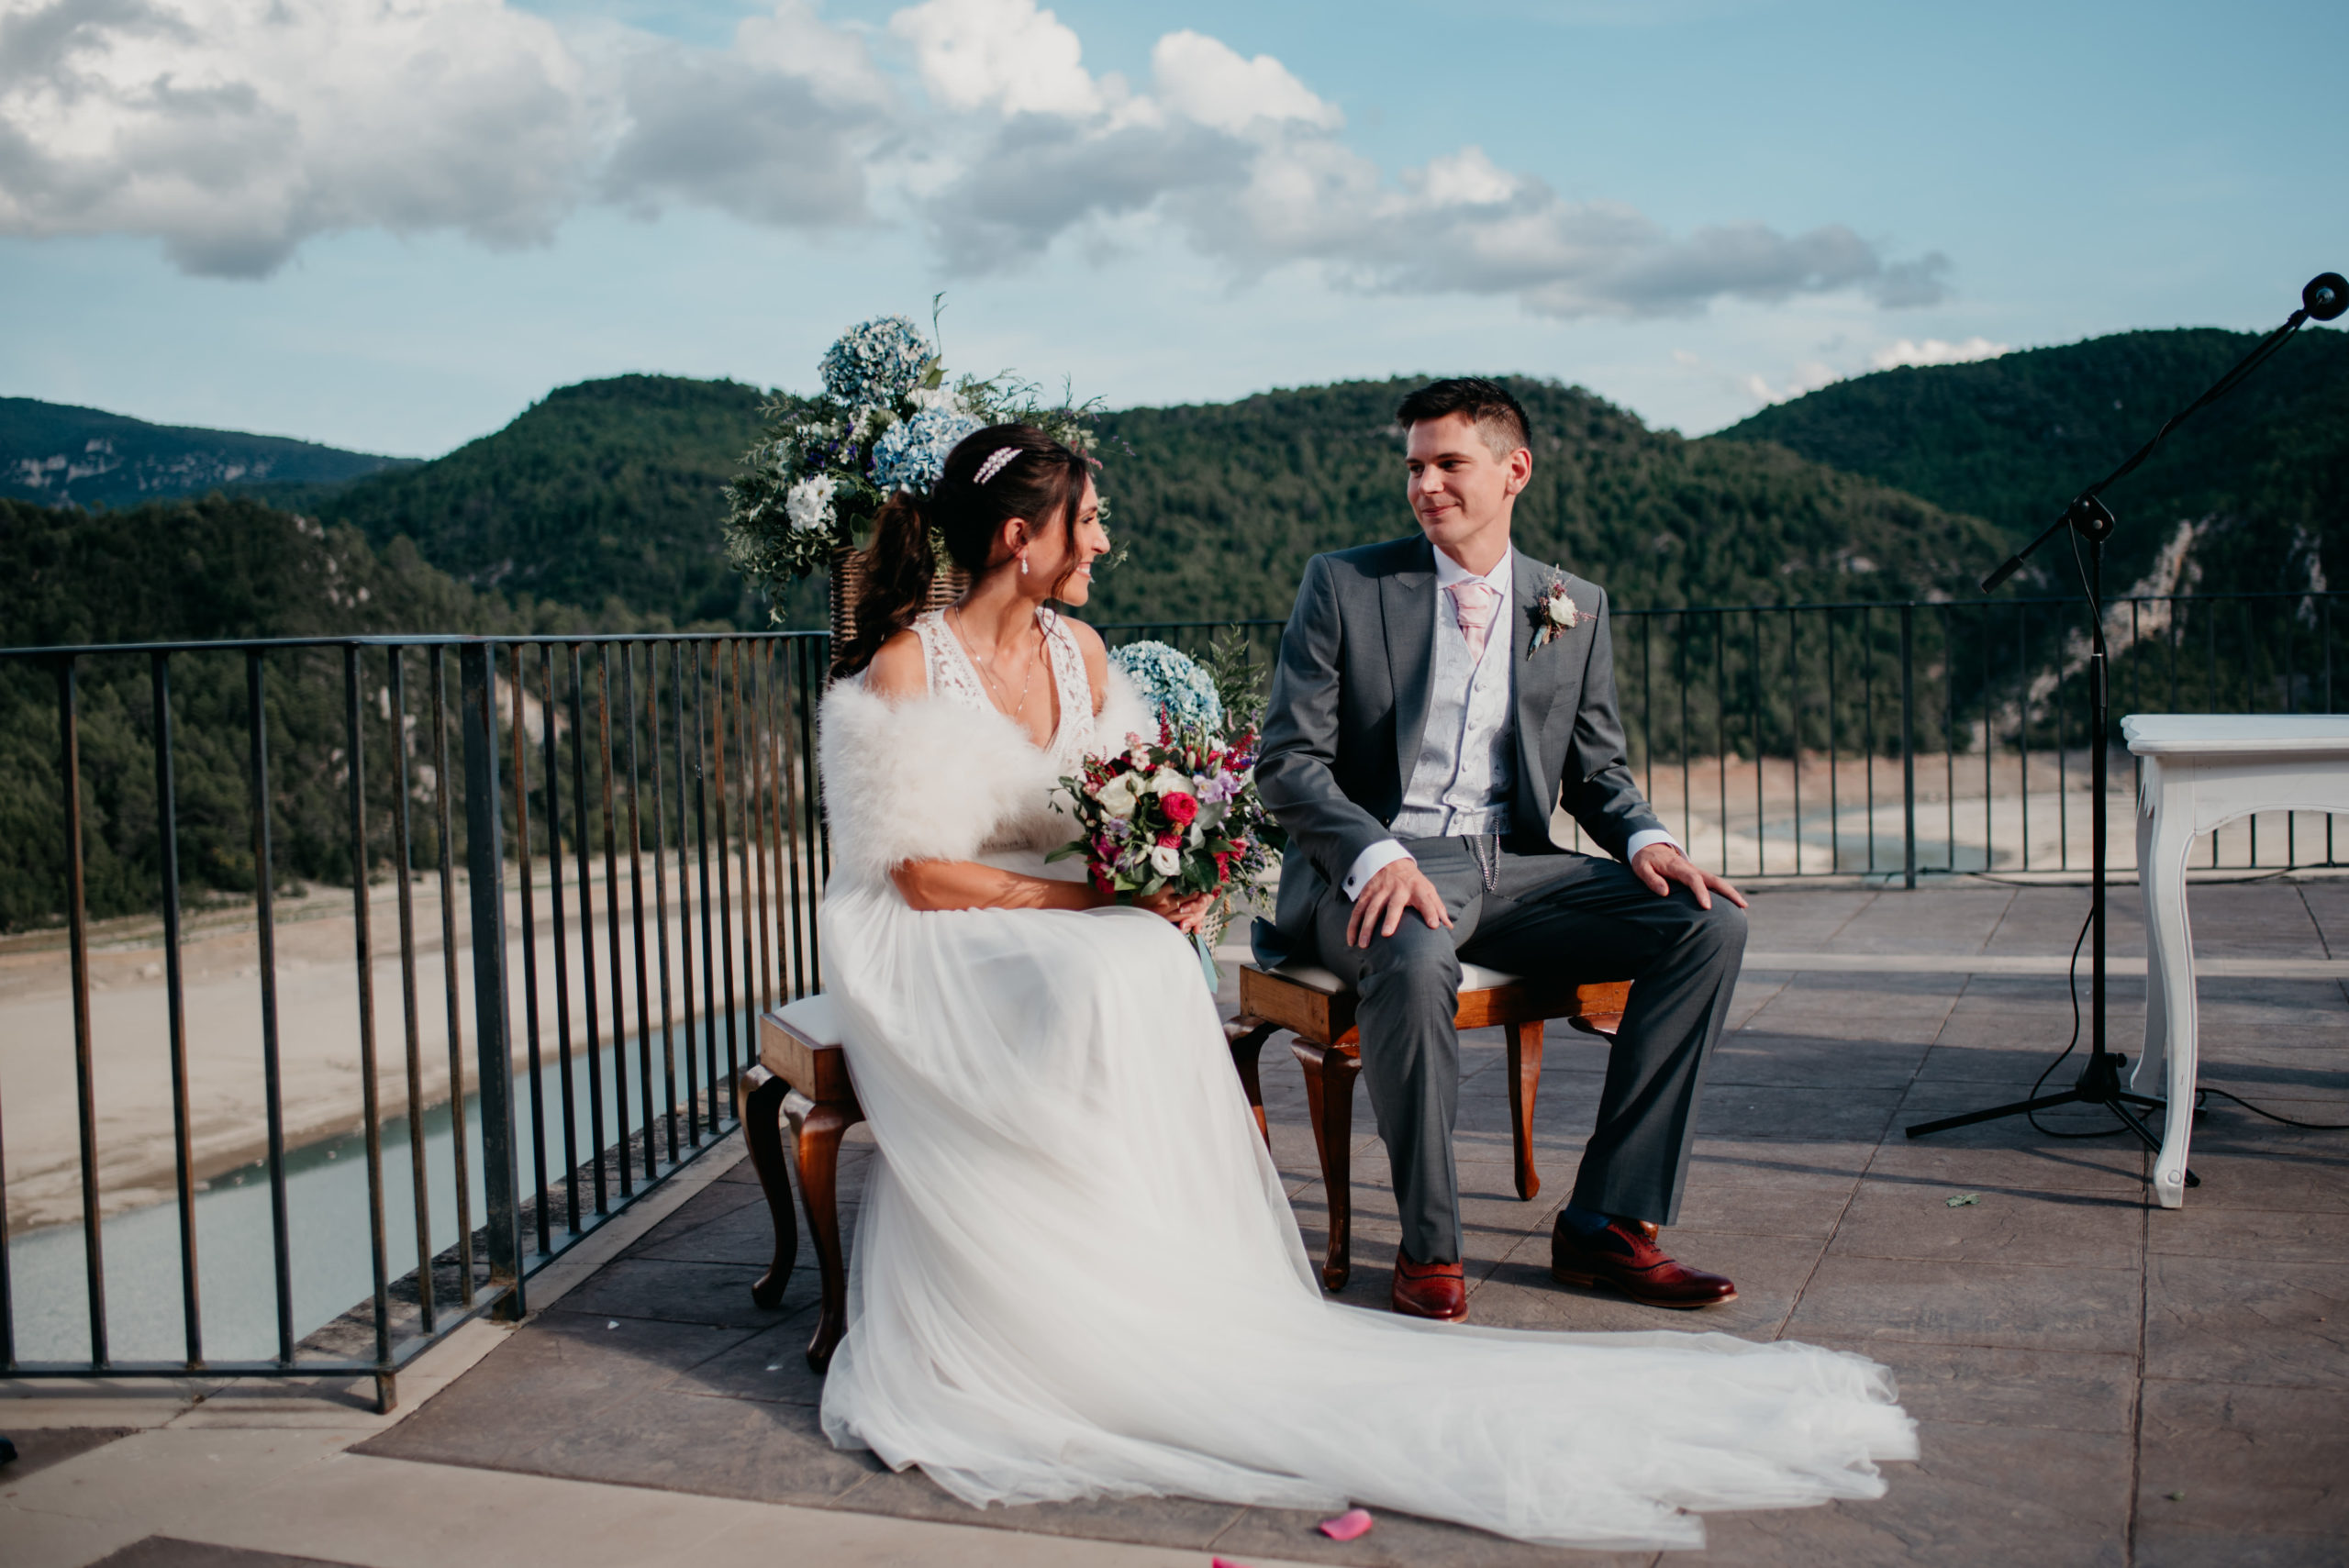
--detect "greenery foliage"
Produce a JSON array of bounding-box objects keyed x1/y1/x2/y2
[
  {"x1": 0, "y1": 493, "x2": 646, "y2": 932},
  {"x1": 1717, "y1": 327, "x2": 2349, "y2": 596}
]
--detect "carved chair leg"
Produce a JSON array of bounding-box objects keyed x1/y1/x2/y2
[
  {"x1": 738, "y1": 1065, "x2": 797, "y2": 1310},
  {"x1": 1225, "y1": 1017, "x2": 1277, "y2": 1151},
  {"x1": 1292, "y1": 1038, "x2": 1360, "y2": 1292},
  {"x1": 1505, "y1": 1019, "x2": 1544, "y2": 1202},
  {"x1": 793, "y1": 1102, "x2": 856, "y2": 1373}
]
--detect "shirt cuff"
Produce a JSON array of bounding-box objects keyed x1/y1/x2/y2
[
  {"x1": 1341, "y1": 839, "x2": 1416, "y2": 900},
  {"x1": 1624, "y1": 828, "x2": 1679, "y2": 863}
]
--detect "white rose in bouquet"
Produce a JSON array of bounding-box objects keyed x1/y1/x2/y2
[
  {"x1": 1097, "y1": 773, "x2": 1143, "y2": 817},
  {"x1": 1150, "y1": 768, "x2": 1193, "y2": 796},
  {"x1": 1149, "y1": 843, "x2": 1183, "y2": 877}
]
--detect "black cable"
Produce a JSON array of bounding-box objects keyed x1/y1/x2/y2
[
  {"x1": 2021, "y1": 892, "x2": 2349, "y2": 1135},
  {"x1": 2193, "y1": 1087, "x2": 2349, "y2": 1130},
  {"x1": 2025, "y1": 904, "x2": 2116, "y2": 1137}
]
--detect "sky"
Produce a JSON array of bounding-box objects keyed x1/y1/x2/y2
[{"x1": 2, "y1": 0, "x2": 2343, "y2": 457}]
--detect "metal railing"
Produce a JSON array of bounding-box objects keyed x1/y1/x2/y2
[
  {"x1": 1104, "y1": 588, "x2": 2349, "y2": 883},
  {"x1": 0, "y1": 631, "x2": 829, "y2": 1408},
  {"x1": 4, "y1": 588, "x2": 2342, "y2": 1407}
]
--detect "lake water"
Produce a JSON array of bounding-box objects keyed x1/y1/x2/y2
[{"x1": 6, "y1": 1019, "x2": 750, "y2": 1366}]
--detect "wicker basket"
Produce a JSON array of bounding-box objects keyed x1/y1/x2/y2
[{"x1": 828, "y1": 546, "x2": 971, "y2": 650}]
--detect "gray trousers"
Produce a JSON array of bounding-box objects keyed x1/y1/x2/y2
[{"x1": 1312, "y1": 838, "x2": 1747, "y2": 1265}]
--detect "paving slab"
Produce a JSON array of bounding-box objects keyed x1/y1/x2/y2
[
  {"x1": 2134, "y1": 1378, "x2": 2349, "y2": 1566},
  {"x1": 33, "y1": 882, "x2": 2347, "y2": 1567}
]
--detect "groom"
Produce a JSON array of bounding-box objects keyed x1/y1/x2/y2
[{"x1": 1254, "y1": 378, "x2": 1749, "y2": 1324}]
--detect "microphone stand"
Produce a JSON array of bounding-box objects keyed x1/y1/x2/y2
[{"x1": 1905, "y1": 272, "x2": 2347, "y2": 1177}]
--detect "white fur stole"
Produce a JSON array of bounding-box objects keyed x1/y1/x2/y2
[{"x1": 818, "y1": 666, "x2": 1152, "y2": 877}]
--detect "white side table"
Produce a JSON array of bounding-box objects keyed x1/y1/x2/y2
[{"x1": 2124, "y1": 715, "x2": 2349, "y2": 1206}]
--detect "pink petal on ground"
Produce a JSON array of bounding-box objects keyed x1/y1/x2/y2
[{"x1": 1318, "y1": 1507, "x2": 1375, "y2": 1541}]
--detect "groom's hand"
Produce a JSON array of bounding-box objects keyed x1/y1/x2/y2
[
  {"x1": 1631, "y1": 843, "x2": 1749, "y2": 911},
  {"x1": 1347, "y1": 859, "x2": 1454, "y2": 948}
]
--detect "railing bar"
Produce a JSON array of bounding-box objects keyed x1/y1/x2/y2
[
  {"x1": 778, "y1": 640, "x2": 807, "y2": 999},
  {"x1": 1864, "y1": 606, "x2": 1876, "y2": 876},
  {"x1": 693, "y1": 644, "x2": 719, "y2": 1135},
  {"x1": 676, "y1": 641, "x2": 704, "y2": 1144},
  {"x1": 596, "y1": 648, "x2": 631, "y2": 1198},
  {"x1": 1677, "y1": 614, "x2": 1692, "y2": 850},
  {"x1": 388, "y1": 651, "x2": 435, "y2": 1334},
  {"x1": 621, "y1": 644, "x2": 659, "y2": 1178},
  {"x1": 430, "y1": 648, "x2": 475, "y2": 1300},
  {"x1": 342, "y1": 646, "x2": 394, "y2": 1371},
  {"x1": 712, "y1": 642, "x2": 741, "y2": 1119},
  {"x1": 749, "y1": 642, "x2": 775, "y2": 1014},
  {"x1": 646, "y1": 641, "x2": 681, "y2": 1162},
  {"x1": 1826, "y1": 611, "x2": 1839, "y2": 874},
  {"x1": 460, "y1": 644, "x2": 526, "y2": 1318},
  {"x1": 507, "y1": 646, "x2": 551, "y2": 1257},
  {"x1": 1788, "y1": 610, "x2": 1802, "y2": 877},
  {"x1": 2018, "y1": 605, "x2": 2030, "y2": 873},
  {"x1": 800, "y1": 636, "x2": 828, "y2": 983},
  {"x1": 2058, "y1": 627, "x2": 2070, "y2": 871},
  {"x1": 540, "y1": 647, "x2": 580, "y2": 1232},
  {"x1": 59, "y1": 657, "x2": 108, "y2": 1368},
  {"x1": 567, "y1": 643, "x2": 608, "y2": 1214},
  {"x1": 1714, "y1": 611, "x2": 1727, "y2": 875},
  {"x1": 730, "y1": 642, "x2": 761, "y2": 1064},
  {"x1": 150, "y1": 652, "x2": 202, "y2": 1366},
  {"x1": 765, "y1": 644, "x2": 790, "y2": 1007},
  {"x1": 1943, "y1": 607, "x2": 1956, "y2": 873},
  {"x1": 246, "y1": 651, "x2": 295, "y2": 1363},
  {"x1": 1750, "y1": 610, "x2": 1764, "y2": 878}
]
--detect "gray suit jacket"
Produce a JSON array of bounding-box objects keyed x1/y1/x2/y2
[{"x1": 1253, "y1": 534, "x2": 1666, "y2": 962}]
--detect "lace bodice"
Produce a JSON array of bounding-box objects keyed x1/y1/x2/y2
[{"x1": 909, "y1": 608, "x2": 1094, "y2": 775}]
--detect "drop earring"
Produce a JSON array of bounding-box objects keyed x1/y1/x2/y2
[{"x1": 1019, "y1": 549, "x2": 1030, "y2": 576}]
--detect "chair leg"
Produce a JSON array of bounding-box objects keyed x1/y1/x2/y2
[
  {"x1": 1225, "y1": 1017, "x2": 1277, "y2": 1151},
  {"x1": 1506, "y1": 1019, "x2": 1544, "y2": 1203},
  {"x1": 1292, "y1": 1039, "x2": 1359, "y2": 1292},
  {"x1": 737, "y1": 1065, "x2": 798, "y2": 1310},
  {"x1": 793, "y1": 1102, "x2": 855, "y2": 1373}
]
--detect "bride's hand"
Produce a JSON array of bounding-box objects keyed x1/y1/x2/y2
[{"x1": 1135, "y1": 887, "x2": 1217, "y2": 933}]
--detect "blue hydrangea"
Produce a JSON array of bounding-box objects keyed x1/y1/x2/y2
[
  {"x1": 818, "y1": 316, "x2": 934, "y2": 407},
  {"x1": 871, "y1": 406, "x2": 985, "y2": 495},
  {"x1": 1109, "y1": 642, "x2": 1223, "y2": 734}
]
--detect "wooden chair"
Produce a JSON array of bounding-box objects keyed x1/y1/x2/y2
[
  {"x1": 1224, "y1": 962, "x2": 1629, "y2": 1292},
  {"x1": 740, "y1": 993, "x2": 1276, "y2": 1373}
]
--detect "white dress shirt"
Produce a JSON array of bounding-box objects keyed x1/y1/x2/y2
[{"x1": 1341, "y1": 549, "x2": 1677, "y2": 899}]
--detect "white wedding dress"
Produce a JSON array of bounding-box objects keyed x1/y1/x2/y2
[{"x1": 811, "y1": 608, "x2": 1916, "y2": 1551}]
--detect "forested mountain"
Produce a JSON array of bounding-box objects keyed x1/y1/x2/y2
[
  {"x1": 1083, "y1": 378, "x2": 1998, "y2": 624},
  {"x1": 0, "y1": 396, "x2": 412, "y2": 509},
  {"x1": 315, "y1": 374, "x2": 784, "y2": 627},
  {"x1": 1716, "y1": 327, "x2": 2349, "y2": 595},
  {"x1": 0, "y1": 495, "x2": 661, "y2": 930}
]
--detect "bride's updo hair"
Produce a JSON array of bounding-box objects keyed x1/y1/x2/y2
[{"x1": 834, "y1": 423, "x2": 1092, "y2": 679}]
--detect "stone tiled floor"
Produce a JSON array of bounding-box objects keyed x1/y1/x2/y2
[{"x1": 351, "y1": 884, "x2": 2349, "y2": 1566}]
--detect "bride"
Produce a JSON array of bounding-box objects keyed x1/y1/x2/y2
[{"x1": 812, "y1": 423, "x2": 1915, "y2": 1550}]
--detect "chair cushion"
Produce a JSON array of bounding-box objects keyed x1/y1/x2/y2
[
  {"x1": 1267, "y1": 961, "x2": 1522, "y2": 995},
  {"x1": 776, "y1": 991, "x2": 846, "y2": 1047}
]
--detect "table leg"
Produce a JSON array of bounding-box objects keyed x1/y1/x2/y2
[{"x1": 2133, "y1": 783, "x2": 2200, "y2": 1208}]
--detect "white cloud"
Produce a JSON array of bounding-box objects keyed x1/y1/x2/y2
[
  {"x1": 889, "y1": 0, "x2": 1100, "y2": 117},
  {"x1": 1149, "y1": 29, "x2": 1341, "y2": 134},
  {"x1": 0, "y1": 0, "x2": 598, "y2": 276},
  {"x1": 1871, "y1": 335, "x2": 2009, "y2": 369},
  {"x1": 0, "y1": 0, "x2": 1955, "y2": 323}
]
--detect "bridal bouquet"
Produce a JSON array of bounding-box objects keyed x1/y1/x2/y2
[
  {"x1": 723, "y1": 310, "x2": 1103, "y2": 601},
  {"x1": 1053, "y1": 640, "x2": 1282, "y2": 984}
]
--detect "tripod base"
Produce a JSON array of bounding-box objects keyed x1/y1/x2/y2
[{"x1": 1905, "y1": 1051, "x2": 2199, "y2": 1188}]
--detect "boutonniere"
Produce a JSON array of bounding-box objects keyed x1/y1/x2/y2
[{"x1": 1526, "y1": 569, "x2": 1582, "y2": 656}]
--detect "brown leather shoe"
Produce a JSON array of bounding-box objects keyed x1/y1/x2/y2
[
  {"x1": 1390, "y1": 1251, "x2": 1469, "y2": 1321},
  {"x1": 1551, "y1": 1218, "x2": 1737, "y2": 1309}
]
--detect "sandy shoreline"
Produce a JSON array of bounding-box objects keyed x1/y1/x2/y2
[{"x1": 1, "y1": 850, "x2": 809, "y2": 1232}]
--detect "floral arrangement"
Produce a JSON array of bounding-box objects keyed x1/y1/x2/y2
[
  {"x1": 723, "y1": 310, "x2": 1104, "y2": 611},
  {"x1": 1108, "y1": 641, "x2": 1223, "y2": 733},
  {"x1": 1527, "y1": 567, "x2": 1583, "y2": 654},
  {"x1": 1051, "y1": 722, "x2": 1277, "y2": 906},
  {"x1": 1054, "y1": 639, "x2": 1282, "y2": 985}
]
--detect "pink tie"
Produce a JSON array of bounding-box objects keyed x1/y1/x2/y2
[{"x1": 1447, "y1": 580, "x2": 1500, "y2": 662}]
